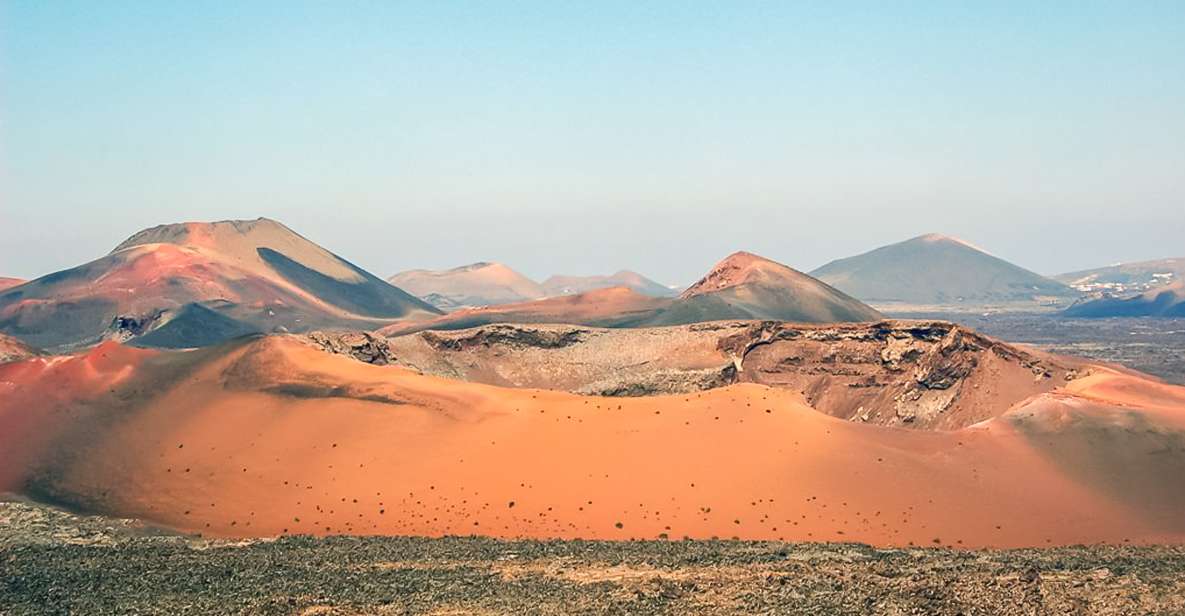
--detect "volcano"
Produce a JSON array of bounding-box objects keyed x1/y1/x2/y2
[
  {"x1": 0, "y1": 218, "x2": 439, "y2": 350},
  {"x1": 542, "y1": 270, "x2": 676, "y2": 298},
  {"x1": 2, "y1": 330, "x2": 1182, "y2": 548},
  {"x1": 383, "y1": 251, "x2": 879, "y2": 334},
  {"x1": 389, "y1": 262, "x2": 546, "y2": 310},
  {"x1": 648, "y1": 251, "x2": 881, "y2": 325},
  {"x1": 811, "y1": 234, "x2": 1078, "y2": 308}
]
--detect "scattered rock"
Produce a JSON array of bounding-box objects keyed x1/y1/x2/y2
[{"x1": 303, "y1": 331, "x2": 396, "y2": 365}]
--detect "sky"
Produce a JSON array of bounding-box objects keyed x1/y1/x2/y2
[{"x1": 2, "y1": 2, "x2": 1183, "y2": 286}]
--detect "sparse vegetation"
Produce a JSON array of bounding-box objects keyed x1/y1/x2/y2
[{"x1": 3, "y1": 499, "x2": 1184, "y2": 615}]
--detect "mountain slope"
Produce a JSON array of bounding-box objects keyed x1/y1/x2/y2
[
  {"x1": 382, "y1": 251, "x2": 879, "y2": 334},
  {"x1": 0, "y1": 278, "x2": 25, "y2": 292},
  {"x1": 1055, "y1": 258, "x2": 1185, "y2": 294},
  {"x1": 383, "y1": 320, "x2": 1083, "y2": 430},
  {"x1": 646, "y1": 251, "x2": 882, "y2": 325},
  {"x1": 129, "y1": 303, "x2": 263, "y2": 349},
  {"x1": 0, "y1": 218, "x2": 439, "y2": 350},
  {"x1": 811, "y1": 234, "x2": 1078, "y2": 306},
  {"x1": 2, "y1": 335, "x2": 1183, "y2": 547},
  {"x1": 389, "y1": 262, "x2": 546, "y2": 309},
  {"x1": 380, "y1": 287, "x2": 671, "y2": 335},
  {"x1": 541, "y1": 271, "x2": 676, "y2": 298},
  {"x1": 1063, "y1": 282, "x2": 1185, "y2": 318},
  {"x1": 0, "y1": 333, "x2": 40, "y2": 363}
]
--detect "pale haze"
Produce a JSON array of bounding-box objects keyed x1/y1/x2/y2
[{"x1": 2, "y1": 2, "x2": 1183, "y2": 286}]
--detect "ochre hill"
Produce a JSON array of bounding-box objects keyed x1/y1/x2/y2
[{"x1": 2, "y1": 334, "x2": 1183, "y2": 548}]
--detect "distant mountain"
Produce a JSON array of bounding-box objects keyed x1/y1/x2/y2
[
  {"x1": 383, "y1": 251, "x2": 880, "y2": 335},
  {"x1": 389, "y1": 262, "x2": 546, "y2": 310},
  {"x1": 1055, "y1": 258, "x2": 1185, "y2": 295},
  {"x1": 0, "y1": 278, "x2": 25, "y2": 292},
  {"x1": 0, "y1": 218, "x2": 439, "y2": 350},
  {"x1": 541, "y1": 271, "x2": 676, "y2": 298},
  {"x1": 1062, "y1": 282, "x2": 1185, "y2": 318},
  {"x1": 646, "y1": 251, "x2": 881, "y2": 325},
  {"x1": 379, "y1": 287, "x2": 671, "y2": 335},
  {"x1": 811, "y1": 234, "x2": 1078, "y2": 307}
]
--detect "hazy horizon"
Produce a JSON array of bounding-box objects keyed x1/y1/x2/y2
[{"x1": 4, "y1": 3, "x2": 1183, "y2": 284}]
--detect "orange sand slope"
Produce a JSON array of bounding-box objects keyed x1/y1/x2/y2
[{"x1": 1, "y1": 336, "x2": 1183, "y2": 548}]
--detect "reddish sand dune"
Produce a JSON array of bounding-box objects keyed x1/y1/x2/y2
[
  {"x1": 2, "y1": 336, "x2": 1183, "y2": 548},
  {"x1": 0, "y1": 342, "x2": 157, "y2": 489}
]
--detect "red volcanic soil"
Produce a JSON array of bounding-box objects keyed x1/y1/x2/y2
[
  {"x1": 680, "y1": 251, "x2": 791, "y2": 298},
  {"x1": 380, "y1": 287, "x2": 671, "y2": 335},
  {"x1": 0, "y1": 342, "x2": 157, "y2": 490},
  {"x1": 2, "y1": 336, "x2": 1184, "y2": 548},
  {"x1": 0, "y1": 277, "x2": 25, "y2": 292}
]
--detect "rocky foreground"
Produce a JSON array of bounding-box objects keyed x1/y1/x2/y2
[{"x1": 2, "y1": 497, "x2": 1184, "y2": 615}]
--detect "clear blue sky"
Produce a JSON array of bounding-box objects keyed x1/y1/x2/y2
[{"x1": 3, "y1": 2, "x2": 1183, "y2": 284}]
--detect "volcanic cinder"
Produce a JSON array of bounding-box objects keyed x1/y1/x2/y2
[
  {"x1": 3, "y1": 218, "x2": 1183, "y2": 553},
  {"x1": 2, "y1": 326, "x2": 1183, "y2": 548},
  {"x1": 0, "y1": 332, "x2": 40, "y2": 363},
  {"x1": 376, "y1": 320, "x2": 1082, "y2": 430}
]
